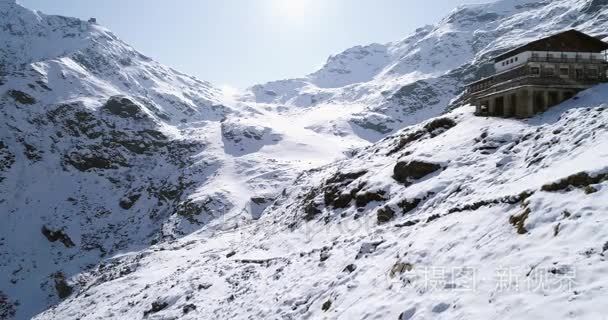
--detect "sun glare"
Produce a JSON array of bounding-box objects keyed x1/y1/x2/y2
[
  {"x1": 220, "y1": 84, "x2": 240, "y2": 98},
  {"x1": 271, "y1": 0, "x2": 314, "y2": 19}
]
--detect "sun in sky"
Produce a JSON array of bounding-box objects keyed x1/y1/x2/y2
[{"x1": 268, "y1": 0, "x2": 320, "y2": 20}]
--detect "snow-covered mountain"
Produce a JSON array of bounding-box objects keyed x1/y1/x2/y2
[
  {"x1": 35, "y1": 85, "x2": 608, "y2": 320},
  {"x1": 245, "y1": 0, "x2": 608, "y2": 140},
  {"x1": 0, "y1": 1, "x2": 234, "y2": 318},
  {"x1": 1, "y1": 0, "x2": 608, "y2": 319},
  {"x1": 0, "y1": 1, "x2": 360, "y2": 319}
]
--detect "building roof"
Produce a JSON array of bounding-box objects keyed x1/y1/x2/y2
[{"x1": 494, "y1": 29, "x2": 608, "y2": 62}]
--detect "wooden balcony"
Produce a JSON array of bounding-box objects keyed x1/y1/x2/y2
[
  {"x1": 470, "y1": 75, "x2": 605, "y2": 100},
  {"x1": 467, "y1": 62, "x2": 608, "y2": 97}
]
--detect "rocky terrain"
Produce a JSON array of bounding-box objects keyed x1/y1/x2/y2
[
  {"x1": 1, "y1": 0, "x2": 608, "y2": 319},
  {"x1": 35, "y1": 90, "x2": 608, "y2": 320},
  {"x1": 0, "y1": 1, "x2": 237, "y2": 317}
]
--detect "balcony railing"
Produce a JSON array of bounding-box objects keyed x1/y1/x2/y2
[
  {"x1": 468, "y1": 74, "x2": 607, "y2": 98},
  {"x1": 467, "y1": 62, "x2": 608, "y2": 95},
  {"x1": 528, "y1": 56, "x2": 608, "y2": 64}
]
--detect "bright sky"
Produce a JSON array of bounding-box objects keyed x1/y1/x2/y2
[{"x1": 18, "y1": 0, "x2": 493, "y2": 89}]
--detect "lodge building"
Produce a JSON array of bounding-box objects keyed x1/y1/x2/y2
[{"x1": 466, "y1": 30, "x2": 608, "y2": 117}]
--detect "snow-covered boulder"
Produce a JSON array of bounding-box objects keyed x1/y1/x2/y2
[{"x1": 221, "y1": 119, "x2": 283, "y2": 156}]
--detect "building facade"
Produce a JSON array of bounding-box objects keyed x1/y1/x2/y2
[{"x1": 466, "y1": 30, "x2": 608, "y2": 117}]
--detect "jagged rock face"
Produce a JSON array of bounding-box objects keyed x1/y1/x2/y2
[
  {"x1": 0, "y1": 87, "x2": 220, "y2": 319},
  {"x1": 243, "y1": 0, "x2": 608, "y2": 138},
  {"x1": 583, "y1": 0, "x2": 608, "y2": 13},
  {"x1": 0, "y1": 4, "x2": 237, "y2": 319},
  {"x1": 0, "y1": 291, "x2": 17, "y2": 320}
]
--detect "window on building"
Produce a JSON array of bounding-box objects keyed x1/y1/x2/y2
[
  {"x1": 532, "y1": 53, "x2": 539, "y2": 58},
  {"x1": 531, "y1": 67, "x2": 540, "y2": 75},
  {"x1": 560, "y1": 67, "x2": 569, "y2": 76},
  {"x1": 510, "y1": 58, "x2": 514, "y2": 63},
  {"x1": 515, "y1": 57, "x2": 518, "y2": 62},
  {"x1": 547, "y1": 53, "x2": 554, "y2": 59},
  {"x1": 546, "y1": 67, "x2": 555, "y2": 76},
  {"x1": 588, "y1": 68, "x2": 598, "y2": 78}
]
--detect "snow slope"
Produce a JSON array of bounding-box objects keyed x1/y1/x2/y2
[
  {"x1": 244, "y1": 0, "x2": 608, "y2": 140},
  {"x1": 36, "y1": 85, "x2": 608, "y2": 320},
  {"x1": 2, "y1": 0, "x2": 608, "y2": 319}
]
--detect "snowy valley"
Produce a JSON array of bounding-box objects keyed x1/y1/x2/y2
[{"x1": 1, "y1": 0, "x2": 608, "y2": 319}]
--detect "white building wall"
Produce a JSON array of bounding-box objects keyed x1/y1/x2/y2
[
  {"x1": 494, "y1": 51, "x2": 606, "y2": 73},
  {"x1": 494, "y1": 52, "x2": 530, "y2": 73}
]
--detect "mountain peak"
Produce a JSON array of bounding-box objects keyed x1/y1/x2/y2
[{"x1": 1, "y1": 0, "x2": 36, "y2": 17}]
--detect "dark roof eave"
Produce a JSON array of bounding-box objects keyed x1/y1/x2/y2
[
  {"x1": 493, "y1": 30, "x2": 608, "y2": 62},
  {"x1": 493, "y1": 43, "x2": 531, "y2": 62}
]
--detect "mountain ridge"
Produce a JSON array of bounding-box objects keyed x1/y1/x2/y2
[
  {"x1": 1, "y1": 0, "x2": 608, "y2": 319},
  {"x1": 244, "y1": 0, "x2": 608, "y2": 140}
]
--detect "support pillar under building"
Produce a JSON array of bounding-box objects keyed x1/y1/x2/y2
[
  {"x1": 488, "y1": 98, "x2": 496, "y2": 116},
  {"x1": 525, "y1": 89, "x2": 534, "y2": 117}
]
